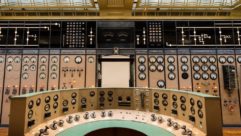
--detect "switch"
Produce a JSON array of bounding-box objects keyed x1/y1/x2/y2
[
  {"x1": 84, "y1": 112, "x2": 89, "y2": 119},
  {"x1": 108, "y1": 111, "x2": 113, "y2": 117},
  {"x1": 66, "y1": 116, "x2": 73, "y2": 124},
  {"x1": 151, "y1": 114, "x2": 157, "y2": 121},
  {"x1": 90, "y1": 112, "x2": 96, "y2": 118},
  {"x1": 58, "y1": 120, "x2": 64, "y2": 127},
  {"x1": 101, "y1": 111, "x2": 106, "y2": 117},
  {"x1": 50, "y1": 121, "x2": 58, "y2": 130},
  {"x1": 74, "y1": 115, "x2": 80, "y2": 121}
]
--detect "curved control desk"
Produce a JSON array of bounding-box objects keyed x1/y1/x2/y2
[{"x1": 9, "y1": 88, "x2": 222, "y2": 136}]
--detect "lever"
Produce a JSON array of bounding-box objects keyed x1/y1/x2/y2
[{"x1": 49, "y1": 121, "x2": 58, "y2": 130}]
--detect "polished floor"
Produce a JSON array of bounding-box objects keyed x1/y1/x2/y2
[{"x1": 0, "y1": 127, "x2": 241, "y2": 136}]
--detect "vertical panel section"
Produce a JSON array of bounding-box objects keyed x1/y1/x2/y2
[
  {"x1": 165, "y1": 51, "x2": 178, "y2": 89},
  {"x1": 86, "y1": 54, "x2": 96, "y2": 87},
  {"x1": 37, "y1": 52, "x2": 49, "y2": 91},
  {"x1": 136, "y1": 54, "x2": 148, "y2": 87},
  {"x1": 0, "y1": 52, "x2": 5, "y2": 123},
  {"x1": 48, "y1": 50, "x2": 60, "y2": 90}
]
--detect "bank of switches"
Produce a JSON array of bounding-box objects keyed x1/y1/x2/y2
[{"x1": 9, "y1": 88, "x2": 222, "y2": 136}]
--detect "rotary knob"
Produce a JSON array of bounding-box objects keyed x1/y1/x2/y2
[
  {"x1": 151, "y1": 114, "x2": 157, "y2": 121},
  {"x1": 74, "y1": 115, "x2": 80, "y2": 121}
]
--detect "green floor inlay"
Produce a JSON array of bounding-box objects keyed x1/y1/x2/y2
[{"x1": 57, "y1": 120, "x2": 174, "y2": 136}]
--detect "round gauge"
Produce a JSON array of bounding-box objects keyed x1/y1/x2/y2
[
  {"x1": 0, "y1": 57, "x2": 4, "y2": 63},
  {"x1": 71, "y1": 92, "x2": 77, "y2": 98},
  {"x1": 157, "y1": 80, "x2": 165, "y2": 88},
  {"x1": 181, "y1": 104, "x2": 186, "y2": 111},
  {"x1": 172, "y1": 102, "x2": 178, "y2": 109},
  {"x1": 182, "y1": 73, "x2": 189, "y2": 79},
  {"x1": 7, "y1": 57, "x2": 13, "y2": 63},
  {"x1": 23, "y1": 57, "x2": 30, "y2": 63},
  {"x1": 39, "y1": 73, "x2": 46, "y2": 79},
  {"x1": 154, "y1": 99, "x2": 159, "y2": 105},
  {"x1": 7, "y1": 65, "x2": 13, "y2": 71},
  {"x1": 50, "y1": 73, "x2": 57, "y2": 79},
  {"x1": 201, "y1": 65, "x2": 209, "y2": 71},
  {"x1": 99, "y1": 91, "x2": 105, "y2": 96},
  {"x1": 157, "y1": 56, "x2": 164, "y2": 63},
  {"x1": 202, "y1": 73, "x2": 209, "y2": 80},
  {"x1": 168, "y1": 73, "x2": 176, "y2": 80},
  {"x1": 51, "y1": 56, "x2": 58, "y2": 63},
  {"x1": 53, "y1": 95, "x2": 59, "y2": 101},
  {"x1": 51, "y1": 65, "x2": 58, "y2": 71},
  {"x1": 181, "y1": 64, "x2": 188, "y2": 71},
  {"x1": 190, "y1": 106, "x2": 195, "y2": 115},
  {"x1": 63, "y1": 56, "x2": 70, "y2": 63},
  {"x1": 192, "y1": 56, "x2": 200, "y2": 63},
  {"x1": 23, "y1": 65, "x2": 29, "y2": 71},
  {"x1": 40, "y1": 65, "x2": 46, "y2": 71},
  {"x1": 138, "y1": 56, "x2": 146, "y2": 63},
  {"x1": 89, "y1": 91, "x2": 95, "y2": 97},
  {"x1": 45, "y1": 96, "x2": 51, "y2": 103},
  {"x1": 172, "y1": 95, "x2": 177, "y2": 101},
  {"x1": 81, "y1": 98, "x2": 87, "y2": 104},
  {"x1": 237, "y1": 56, "x2": 241, "y2": 63},
  {"x1": 193, "y1": 64, "x2": 200, "y2": 72},
  {"x1": 30, "y1": 65, "x2": 36, "y2": 71},
  {"x1": 200, "y1": 56, "x2": 208, "y2": 63},
  {"x1": 40, "y1": 56, "x2": 47, "y2": 63},
  {"x1": 53, "y1": 102, "x2": 58, "y2": 109},
  {"x1": 190, "y1": 98, "x2": 195, "y2": 105},
  {"x1": 44, "y1": 104, "x2": 50, "y2": 111},
  {"x1": 30, "y1": 57, "x2": 37, "y2": 63},
  {"x1": 154, "y1": 92, "x2": 159, "y2": 98},
  {"x1": 28, "y1": 100, "x2": 34, "y2": 109},
  {"x1": 149, "y1": 56, "x2": 156, "y2": 63},
  {"x1": 108, "y1": 97, "x2": 113, "y2": 102},
  {"x1": 28, "y1": 110, "x2": 33, "y2": 119},
  {"x1": 227, "y1": 56, "x2": 234, "y2": 63},
  {"x1": 62, "y1": 100, "x2": 68, "y2": 106},
  {"x1": 209, "y1": 65, "x2": 217, "y2": 71},
  {"x1": 209, "y1": 56, "x2": 216, "y2": 63},
  {"x1": 75, "y1": 56, "x2": 82, "y2": 64},
  {"x1": 138, "y1": 73, "x2": 146, "y2": 80},
  {"x1": 168, "y1": 64, "x2": 175, "y2": 71},
  {"x1": 198, "y1": 110, "x2": 203, "y2": 118},
  {"x1": 167, "y1": 56, "x2": 175, "y2": 63},
  {"x1": 36, "y1": 98, "x2": 41, "y2": 106},
  {"x1": 180, "y1": 96, "x2": 186, "y2": 103},
  {"x1": 149, "y1": 65, "x2": 156, "y2": 72},
  {"x1": 197, "y1": 101, "x2": 203, "y2": 109},
  {"x1": 162, "y1": 100, "x2": 168, "y2": 106},
  {"x1": 88, "y1": 56, "x2": 94, "y2": 63},
  {"x1": 181, "y1": 56, "x2": 188, "y2": 63},
  {"x1": 157, "y1": 65, "x2": 164, "y2": 72},
  {"x1": 71, "y1": 99, "x2": 77, "y2": 105},
  {"x1": 108, "y1": 91, "x2": 113, "y2": 96},
  {"x1": 162, "y1": 93, "x2": 168, "y2": 99},
  {"x1": 193, "y1": 73, "x2": 201, "y2": 80},
  {"x1": 14, "y1": 56, "x2": 21, "y2": 63},
  {"x1": 138, "y1": 64, "x2": 146, "y2": 72},
  {"x1": 210, "y1": 73, "x2": 217, "y2": 80},
  {"x1": 219, "y1": 56, "x2": 226, "y2": 63},
  {"x1": 22, "y1": 73, "x2": 29, "y2": 80}
]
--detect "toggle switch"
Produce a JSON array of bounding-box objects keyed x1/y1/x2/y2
[
  {"x1": 74, "y1": 115, "x2": 80, "y2": 121},
  {"x1": 58, "y1": 120, "x2": 64, "y2": 127},
  {"x1": 49, "y1": 121, "x2": 58, "y2": 130},
  {"x1": 101, "y1": 111, "x2": 106, "y2": 117},
  {"x1": 84, "y1": 112, "x2": 89, "y2": 119}
]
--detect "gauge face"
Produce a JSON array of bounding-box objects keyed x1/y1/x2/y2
[
  {"x1": 180, "y1": 96, "x2": 186, "y2": 103},
  {"x1": 149, "y1": 56, "x2": 156, "y2": 63},
  {"x1": 192, "y1": 56, "x2": 200, "y2": 63},
  {"x1": 157, "y1": 56, "x2": 164, "y2": 63},
  {"x1": 53, "y1": 102, "x2": 58, "y2": 109},
  {"x1": 227, "y1": 56, "x2": 234, "y2": 63},
  {"x1": 209, "y1": 56, "x2": 216, "y2": 63},
  {"x1": 71, "y1": 99, "x2": 77, "y2": 105},
  {"x1": 190, "y1": 98, "x2": 195, "y2": 105},
  {"x1": 202, "y1": 73, "x2": 209, "y2": 80},
  {"x1": 53, "y1": 95, "x2": 59, "y2": 101},
  {"x1": 28, "y1": 100, "x2": 34, "y2": 109},
  {"x1": 14, "y1": 56, "x2": 21, "y2": 63},
  {"x1": 157, "y1": 80, "x2": 165, "y2": 88},
  {"x1": 62, "y1": 100, "x2": 68, "y2": 106},
  {"x1": 201, "y1": 65, "x2": 209, "y2": 71},
  {"x1": 40, "y1": 65, "x2": 46, "y2": 71},
  {"x1": 138, "y1": 64, "x2": 146, "y2": 72},
  {"x1": 40, "y1": 56, "x2": 47, "y2": 63},
  {"x1": 7, "y1": 65, "x2": 13, "y2": 71},
  {"x1": 89, "y1": 91, "x2": 95, "y2": 97},
  {"x1": 181, "y1": 64, "x2": 188, "y2": 71},
  {"x1": 149, "y1": 65, "x2": 156, "y2": 72},
  {"x1": 50, "y1": 73, "x2": 57, "y2": 79},
  {"x1": 51, "y1": 65, "x2": 57, "y2": 71},
  {"x1": 51, "y1": 56, "x2": 58, "y2": 63},
  {"x1": 168, "y1": 73, "x2": 176, "y2": 80},
  {"x1": 88, "y1": 56, "x2": 94, "y2": 63},
  {"x1": 193, "y1": 65, "x2": 200, "y2": 71},
  {"x1": 168, "y1": 64, "x2": 175, "y2": 71},
  {"x1": 162, "y1": 93, "x2": 168, "y2": 99},
  {"x1": 28, "y1": 110, "x2": 33, "y2": 119},
  {"x1": 167, "y1": 56, "x2": 175, "y2": 63},
  {"x1": 138, "y1": 56, "x2": 146, "y2": 63},
  {"x1": 157, "y1": 65, "x2": 164, "y2": 72},
  {"x1": 81, "y1": 98, "x2": 87, "y2": 104},
  {"x1": 7, "y1": 57, "x2": 13, "y2": 63},
  {"x1": 30, "y1": 57, "x2": 37, "y2": 63},
  {"x1": 181, "y1": 56, "x2": 188, "y2": 63},
  {"x1": 23, "y1": 65, "x2": 29, "y2": 71},
  {"x1": 22, "y1": 73, "x2": 29, "y2": 79},
  {"x1": 30, "y1": 65, "x2": 36, "y2": 71},
  {"x1": 63, "y1": 56, "x2": 70, "y2": 63},
  {"x1": 23, "y1": 57, "x2": 30, "y2": 63},
  {"x1": 193, "y1": 73, "x2": 201, "y2": 80},
  {"x1": 210, "y1": 73, "x2": 217, "y2": 80},
  {"x1": 172, "y1": 95, "x2": 177, "y2": 101},
  {"x1": 237, "y1": 56, "x2": 241, "y2": 63},
  {"x1": 200, "y1": 56, "x2": 208, "y2": 63},
  {"x1": 39, "y1": 73, "x2": 46, "y2": 79},
  {"x1": 36, "y1": 98, "x2": 41, "y2": 106},
  {"x1": 0, "y1": 56, "x2": 4, "y2": 63},
  {"x1": 181, "y1": 104, "x2": 186, "y2": 111},
  {"x1": 154, "y1": 92, "x2": 159, "y2": 98},
  {"x1": 45, "y1": 96, "x2": 51, "y2": 103},
  {"x1": 44, "y1": 104, "x2": 50, "y2": 111},
  {"x1": 71, "y1": 92, "x2": 77, "y2": 98},
  {"x1": 138, "y1": 73, "x2": 146, "y2": 80},
  {"x1": 197, "y1": 100, "x2": 203, "y2": 109},
  {"x1": 219, "y1": 56, "x2": 226, "y2": 63},
  {"x1": 75, "y1": 56, "x2": 82, "y2": 64},
  {"x1": 198, "y1": 109, "x2": 203, "y2": 118}
]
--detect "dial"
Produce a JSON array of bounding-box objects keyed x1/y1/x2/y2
[
  {"x1": 23, "y1": 57, "x2": 30, "y2": 63},
  {"x1": 200, "y1": 56, "x2": 208, "y2": 63},
  {"x1": 162, "y1": 93, "x2": 168, "y2": 99},
  {"x1": 14, "y1": 56, "x2": 21, "y2": 63},
  {"x1": 201, "y1": 65, "x2": 209, "y2": 71},
  {"x1": 219, "y1": 56, "x2": 226, "y2": 63},
  {"x1": 198, "y1": 110, "x2": 203, "y2": 118},
  {"x1": 209, "y1": 65, "x2": 217, "y2": 71},
  {"x1": 192, "y1": 56, "x2": 200, "y2": 63},
  {"x1": 227, "y1": 56, "x2": 234, "y2": 63},
  {"x1": 180, "y1": 96, "x2": 186, "y2": 103},
  {"x1": 138, "y1": 56, "x2": 146, "y2": 63},
  {"x1": 50, "y1": 73, "x2": 57, "y2": 79},
  {"x1": 193, "y1": 65, "x2": 200, "y2": 71},
  {"x1": 40, "y1": 65, "x2": 46, "y2": 71},
  {"x1": 63, "y1": 56, "x2": 70, "y2": 63},
  {"x1": 88, "y1": 56, "x2": 94, "y2": 63},
  {"x1": 75, "y1": 56, "x2": 82, "y2": 64},
  {"x1": 45, "y1": 96, "x2": 51, "y2": 103},
  {"x1": 157, "y1": 80, "x2": 165, "y2": 88},
  {"x1": 44, "y1": 104, "x2": 50, "y2": 111},
  {"x1": 7, "y1": 57, "x2": 13, "y2": 63},
  {"x1": 168, "y1": 64, "x2": 175, "y2": 71},
  {"x1": 193, "y1": 73, "x2": 201, "y2": 80},
  {"x1": 23, "y1": 65, "x2": 29, "y2": 71},
  {"x1": 0, "y1": 56, "x2": 4, "y2": 63},
  {"x1": 210, "y1": 73, "x2": 217, "y2": 80},
  {"x1": 157, "y1": 56, "x2": 164, "y2": 63},
  {"x1": 28, "y1": 100, "x2": 34, "y2": 109},
  {"x1": 149, "y1": 56, "x2": 156, "y2": 63},
  {"x1": 28, "y1": 110, "x2": 33, "y2": 119},
  {"x1": 138, "y1": 73, "x2": 146, "y2": 80},
  {"x1": 81, "y1": 98, "x2": 87, "y2": 104},
  {"x1": 53, "y1": 102, "x2": 58, "y2": 109},
  {"x1": 209, "y1": 56, "x2": 216, "y2": 63},
  {"x1": 197, "y1": 100, "x2": 203, "y2": 109},
  {"x1": 202, "y1": 73, "x2": 209, "y2": 80},
  {"x1": 168, "y1": 73, "x2": 176, "y2": 80},
  {"x1": 149, "y1": 65, "x2": 156, "y2": 72},
  {"x1": 138, "y1": 64, "x2": 146, "y2": 72},
  {"x1": 22, "y1": 73, "x2": 29, "y2": 79},
  {"x1": 157, "y1": 65, "x2": 164, "y2": 72},
  {"x1": 51, "y1": 56, "x2": 58, "y2": 63},
  {"x1": 30, "y1": 57, "x2": 37, "y2": 63},
  {"x1": 181, "y1": 56, "x2": 188, "y2": 63},
  {"x1": 53, "y1": 95, "x2": 59, "y2": 101},
  {"x1": 172, "y1": 95, "x2": 177, "y2": 101},
  {"x1": 40, "y1": 56, "x2": 47, "y2": 63},
  {"x1": 7, "y1": 65, "x2": 13, "y2": 71},
  {"x1": 51, "y1": 65, "x2": 58, "y2": 71},
  {"x1": 39, "y1": 73, "x2": 46, "y2": 79},
  {"x1": 167, "y1": 56, "x2": 175, "y2": 63},
  {"x1": 71, "y1": 92, "x2": 77, "y2": 98},
  {"x1": 30, "y1": 65, "x2": 36, "y2": 71},
  {"x1": 62, "y1": 100, "x2": 68, "y2": 106},
  {"x1": 237, "y1": 56, "x2": 241, "y2": 63},
  {"x1": 181, "y1": 64, "x2": 188, "y2": 71},
  {"x1": 154, "y1": 92, "x2": 159, "y2": 98}
]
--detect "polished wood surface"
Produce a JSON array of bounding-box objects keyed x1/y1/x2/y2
[{"x1": 0, "y1": 127, "x2": 241, "y2": 136}]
